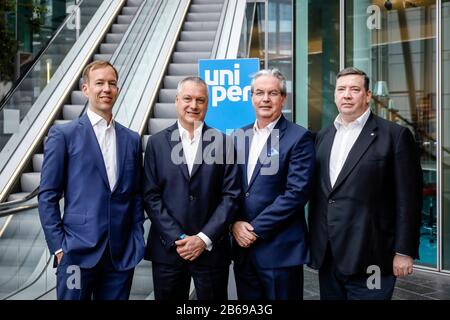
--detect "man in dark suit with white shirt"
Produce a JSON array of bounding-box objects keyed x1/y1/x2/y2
[
  {"x1": 143, "y1": 76, "x2": 240, "y2": 300},
  {"x1": 308, "y1": 67, "x2": 423, "y2": 300}
]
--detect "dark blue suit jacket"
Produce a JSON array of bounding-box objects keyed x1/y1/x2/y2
[
  {"x1": 232, "y1": 115, "x2": 315, "y2": 269},
  {"x1": 38, "y1": 113, "x2": 145, "y2": 271},
  {"x1": 143, "y1": 123, "x2": 241, "y2": 267}
]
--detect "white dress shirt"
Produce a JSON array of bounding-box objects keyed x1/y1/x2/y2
[
  {"x1": 247, "y1": 116, "x2": 281, "y2": 184},
  {"x1": 329, "y1": 108, "x2": 371, "y2": 187},
  {"x1": 177, "y1": 121, "x2": 213, "y2": 251},
  {"x1": 87, "y1": 108, "x2": 117, "y2": 191}
]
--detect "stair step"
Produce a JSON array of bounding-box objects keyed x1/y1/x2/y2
[
  {"x1": 20, "y1": 172, "x2": 40, "y2": 192},
  {"x1": 154, "y1": 103, "x2": 177, "y2": 118},
  {"x1": 99, "y1": 43, "x2": 119, "y2": 54},
  {"x1": 93, "y1": 54, "x2": 111, "y2": 61},
  {"x1": 33, "y1": 153, "x2": 44, "y2": 172},
  {"x1": 148, "y1": 118, "x2": 176, "y2": 135},
  {"x1": 183, "y1": 21, "x2": 218, "y2": 31},
  {"x1": 190, "y1": 4, "x2": 223, "y2": 13},
  {"x1": 163, "y1": 76, "x2": 185, "y2": 89},
  {"x1": 172, "y1": 51, "x2": 210, "y2": 63},
  {"x1": 176, "y1": 41, "x2": 213, "y2": 52},
  {"x1": 111, "y1": 24, "x2": 129, "y2": 33},
  {"x1": 167, "y1": 63, "x2": 198, "y2": 76},
  {"x1": 105, "y1": 33, "x2": 125, "y2": 43},
  {"x1": 158, "y1": 89, "x2": 177, "y2": 103},
  {"x1": 186, "y1": 12, "x2": 221, "y2": 22},
  {"x1": 63, "y1": 104, "x2": 84, "y2": 120},
  {"x1": 117, "y1": 15, "x2": 134, "y2": 25},
  {"x1": 180, "y1": 31, "x2": 216, "y2": 41}
]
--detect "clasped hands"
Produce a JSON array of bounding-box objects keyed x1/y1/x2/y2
[
  {"x1": 175, "y1": 235, "x2": 206, "y2": 261},
  {"x1": 232, "y1": 221, "x2": 257, "y2": 248}
]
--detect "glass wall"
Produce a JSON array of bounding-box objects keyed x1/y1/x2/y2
[
  {"x1": 442, "y1": 0, "x2": 450, "y2": 271},
  {"x1": 238, "y1": 0, "x2": 294, "y2": 121},
  {"x1": 345, "y1": 0, "x2": 437, "y2": 268},
  {"x1": 295, "y1": 0, "x2": 340, "y2": 130}
]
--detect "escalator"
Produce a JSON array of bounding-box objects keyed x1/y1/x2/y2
[
  {"x1": 0, "y1": 0, "x2": 149, "y2": 300},
  {"x1": 6, "y1": 0, "x2": 143, "y2": 202},
  {"x1": 143, "y1": 0, "x2": 225, "y2": 146},
  {"x1": 0, "y1": 0, "x2": 246, "y2": 300}
]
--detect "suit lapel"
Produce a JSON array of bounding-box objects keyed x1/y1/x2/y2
[
  {"x1": 242, "y1": 127, "x2": 253, "y2": 190},
  {"x1": 331, "y1": 114, "x2": 378, "y2": 192},
  {"x1": 320, "y1": 125, "x2": 336, "y2": 193},
  {"x1": 190, "y1": 124, "x2": 214, "y2": 179},
  {"x1": 113, "y1": 122, "x2": 128, "y2": 192},
  {"x1": 80, "y1": 114, "x2": 110, "y2": 190},
  {"x1": 166, "y1": 123, "x2": 190, "y2": 181},
  {"x1": 247, "y1": 115, "x2": 286, "y2": 191}
]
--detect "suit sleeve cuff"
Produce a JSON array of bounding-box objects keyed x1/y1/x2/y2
[
  {"x1": 55, "y1": 248, "x2": 63, "y2": 255},
  {"x1": 197, "y1": 232, "x2": 213, "y2": 251},
  {"x1": 395, "y1": 252, "x2": 411, "y2": 258}
]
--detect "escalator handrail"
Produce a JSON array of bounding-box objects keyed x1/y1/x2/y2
[
  {"x1": 0, "y1": 188, "x2": 38, "y2": 213},
  {"x1": 76, "y1": 0, "x2": 155, "y2": 121},
  {"x1": 1, "y1": 254, "x2": 52, "y2": 300},
  {"x1": 1, "y1": 0, "x2": 160, "y2": 210},
  {"x1": 210, "y1": 0, "x2": 229, "y2": 59},
  {"x1": 136, "y1": 0, "x2": 193, "y2": 136},
  {"x1": 0, "y1": 0, "x2": 89, "y2": 109},
  {"x1": 0, "y1": 0, "x2": 126, "y2": 203}
]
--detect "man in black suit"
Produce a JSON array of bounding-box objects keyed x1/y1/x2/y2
[
  {"x1": 143, "y1": 76, "x2": 240, "y2": 300},
  {"x1": 308, "y1": 67, "x2": 422, "y2": 300}
]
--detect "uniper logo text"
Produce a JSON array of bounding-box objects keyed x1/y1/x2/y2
[{"x1": 204, "y1": 63, "x2": 252, "y2": 107}]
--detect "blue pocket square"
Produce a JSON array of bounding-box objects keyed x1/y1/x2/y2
[{"x1": 268, "y1": 148, "x2": 279, "y2": 156}]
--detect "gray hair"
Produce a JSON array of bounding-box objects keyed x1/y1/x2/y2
[
  {"x1": 176, "y1": 76, "x2": 208, "y2": 97},
  {"x1": 250, "y1": 68, "x2": 287, "y2": 96}
]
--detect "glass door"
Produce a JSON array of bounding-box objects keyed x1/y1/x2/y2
[{"x1": 345, "y1": 0, "x2": 438, "y2": 268}]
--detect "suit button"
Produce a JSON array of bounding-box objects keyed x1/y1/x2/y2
[
  {"x1": 245, "y1": 192, "x2": 250, "y2": 197},
  {"x1": 328, "y1": 199, "x2": 335, "y2": 204},
  {"x1": 189, "y1": 195, "x2": 195, "y2": 201}
]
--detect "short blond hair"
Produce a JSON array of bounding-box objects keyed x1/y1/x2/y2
[{"x1": 82, "y1": 60, "x2": 118, "y2": 84}]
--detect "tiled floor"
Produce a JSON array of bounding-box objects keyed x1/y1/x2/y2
[{"x1": 303, "y1": 267, "x2": 450, "y2": 300}]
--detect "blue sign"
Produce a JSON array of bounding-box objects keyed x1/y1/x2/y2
[{"x1": 199, "y1": 58, "x2": 259, "y2": 133}]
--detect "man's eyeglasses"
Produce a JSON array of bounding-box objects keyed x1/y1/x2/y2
[{"x1": 252, "y1": 90, "x2": 282, "y2": 99}]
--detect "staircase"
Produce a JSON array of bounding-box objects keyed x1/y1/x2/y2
[{"x1": 142, "y1": 0, "x2": 224, "y2": 149}]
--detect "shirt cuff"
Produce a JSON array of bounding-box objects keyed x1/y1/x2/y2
[
  {"x1": 395, "y1": 252, "x2": 411, "y2": 257},
  {"x1": 197, "y1": 232, "x2": 213, "y2": 251},
  {"x1": 55, "y1": 248, "x2": 63, "y2": 255}
]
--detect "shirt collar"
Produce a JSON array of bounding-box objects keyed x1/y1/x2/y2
[
  {"x1": 177, "y1": 120, "x2": 204, "y2": 141},
  {"x1": 334, "y1": 108, "x2": 371, "y2": 130},
  {"x1": 87, "y1": 107, "x2": 114, "y2": 128},
  {"x1": 253, "y1": 115, "x2": 281, "y2": 134}
]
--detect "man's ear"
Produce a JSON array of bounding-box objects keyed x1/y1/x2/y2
[{"x1": 81, "y1": 82, "x2": 88, "y2": 97}]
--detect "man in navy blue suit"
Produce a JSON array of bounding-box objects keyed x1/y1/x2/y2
[
  {"x1": 143, "y1": 76, "x2": 240, "y2": 300},
  {"x1": 38, "y1": 60, "x2": 145, "y2": 300},
  {"x1": 231, "y1": 69, "x2": 315, "y2": 300}
]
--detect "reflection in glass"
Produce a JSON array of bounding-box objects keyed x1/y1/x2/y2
[
  {"x1": 297, "y1": 0, "x2": 340, "y2": 132},
  {"x1": 442, "y1": 0, "x2": 450, "y2": 270},
  {"x1": 345, "y1": 0, "x2": 437, "y2": 268},
  {"x1": 238, "y1": 0, "x2": 293, "y2": 121}
]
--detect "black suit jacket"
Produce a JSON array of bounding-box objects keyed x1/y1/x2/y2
[
  {"x1": 143, "y1": 123, "x2": 240, "y2": 267},
  {"x1": 308, "y1": 113, "x2": 422, "y2": 275}
]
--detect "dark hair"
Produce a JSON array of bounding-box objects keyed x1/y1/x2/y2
[
  {"x1": 82, "y1": 60, "x2": 118, "y2": 84},
  {"x1": 336, "y1": 67, "x2": 370, "y2": 91}
]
